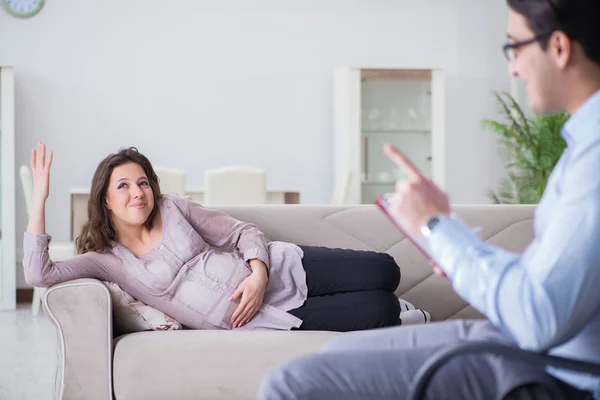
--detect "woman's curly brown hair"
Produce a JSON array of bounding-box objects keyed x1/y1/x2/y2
[{"x1": 75, "y1": 147, "x2": 162, "y2": 254}]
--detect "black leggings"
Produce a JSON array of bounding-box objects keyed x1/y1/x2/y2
[{"x1": 288, "y1": 246, "x2": 401, "y2": 332}]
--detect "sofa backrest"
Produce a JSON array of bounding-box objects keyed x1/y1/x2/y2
[{"x1": 215, "y1": 204, "x2": 536, "y2": 321}]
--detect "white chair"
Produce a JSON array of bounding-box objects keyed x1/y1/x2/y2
[
  {"x1": 204, "y1": 165, "x2": 267, "y2": 206},
  {"x1": 153, "y1": 166, "x2": 186, "y2": 196},
  {"x1": 20, "y1": 165, "x2": 76, "y2": 316}
]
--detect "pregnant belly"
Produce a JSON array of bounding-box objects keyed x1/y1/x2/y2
[{"x1": 196, "y1": 250, "x2": 250, "y2": 286}]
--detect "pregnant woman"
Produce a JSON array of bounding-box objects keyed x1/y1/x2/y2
[{"x1": 24, "y1": 143, "x2": 401, "y2": 332}]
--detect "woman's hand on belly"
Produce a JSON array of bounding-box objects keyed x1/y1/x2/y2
[{"x1": 229, "y1": 261, "x2": 268, "y2": 328}]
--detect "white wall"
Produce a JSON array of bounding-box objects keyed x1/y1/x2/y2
[{"x1": 0, "y1": 0, "x2": 511, "y2": 288}]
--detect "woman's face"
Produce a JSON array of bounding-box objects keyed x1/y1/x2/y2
[{"x1": 106, "y1": 162, "x2": 155, "y2": 228}]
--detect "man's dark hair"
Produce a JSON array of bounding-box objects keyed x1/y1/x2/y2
[{"x1": 507, "y1": 0, "x2": 600, "y2": 66}]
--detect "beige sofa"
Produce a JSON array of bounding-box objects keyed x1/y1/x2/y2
[{"x1": 42, "y1": 204, "x2": 535, "y2": 400}]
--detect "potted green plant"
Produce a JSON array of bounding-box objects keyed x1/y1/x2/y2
[{"x1": 482, "y1": 92, "x2": 570, "y2": 204}]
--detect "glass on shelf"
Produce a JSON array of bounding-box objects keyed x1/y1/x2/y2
[
  {"x1": 363, "y1": 107, "x2": 382, "y2": 130},
  {"x1": 406, "y1": 108, "x2": 419, "y2": 129},
  {"x1": 360, "y1": 171, "x2": 396, "y2": 186},
  {"x1": 382, "y1": 107, "x2": 401, "y2": 131},
  {"x1": 362, "y1": 103, "x2": 430, "y2": 134}
]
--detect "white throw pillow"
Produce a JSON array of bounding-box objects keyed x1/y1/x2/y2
[{"x1": 103, "y1": 281, "x2": 182, "y2": 333}]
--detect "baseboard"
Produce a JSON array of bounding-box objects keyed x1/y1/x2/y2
[{"x1": 17, "y1": 288, "x2": 33, "y2": 303}]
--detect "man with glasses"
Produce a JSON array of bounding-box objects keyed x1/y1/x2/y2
[{"x1": 258, "y1": 0, "x2": 600, "y2": 399}]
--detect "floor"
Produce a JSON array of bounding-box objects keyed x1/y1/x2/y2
[{"x1": 0, "y1": 304, "x2": 57, "y2": 400}]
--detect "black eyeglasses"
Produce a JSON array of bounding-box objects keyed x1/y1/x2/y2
[{"x1": 502, "y1": 32, "x2": 554, "y2": 61}]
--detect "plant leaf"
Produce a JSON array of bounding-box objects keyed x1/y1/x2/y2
[{"x1": 482, "y1": 92, "x2": 568, "y2": 204}]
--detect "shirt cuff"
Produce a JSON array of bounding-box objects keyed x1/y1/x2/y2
[
  {"x1": 243, "y1": 247, "x2": 270, "y2": 270},
  {"x1": 428, "y1": 217, "x2": 481, "y2": 279},
  {"x1": 23, "y1": 232, "x2": 52, "y2": 253}
]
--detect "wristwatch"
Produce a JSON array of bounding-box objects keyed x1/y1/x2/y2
[{"x1": 421, "y1": 214, "x2": 446, "y2": 238}]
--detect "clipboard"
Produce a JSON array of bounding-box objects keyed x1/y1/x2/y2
[{"x1": 375, "y1": 194, "x2": 438, "y2": 267}]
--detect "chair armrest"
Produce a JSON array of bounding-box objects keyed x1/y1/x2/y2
[
  {"x1": 44, "y1": 278, "x2": 114, "y2": 400},
  {"x1": 409, "y1": 341, "x2": 600, "y2": 400}
]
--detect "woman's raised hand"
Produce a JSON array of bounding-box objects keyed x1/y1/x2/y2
[{"x1": 30, "y1": 142, "x2": 53, "y2": 204}]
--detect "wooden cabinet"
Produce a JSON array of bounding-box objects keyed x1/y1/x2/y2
[
  {"x1": 332, "y1": 67, "x2": 446, "y2": 205},
  {"x1": 0, "y1": 66, "x2": 16, "y2": 310}
]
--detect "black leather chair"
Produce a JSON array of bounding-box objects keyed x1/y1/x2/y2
[{"x1": 409, "y1": 341, "x2": 600, "y2": 400}]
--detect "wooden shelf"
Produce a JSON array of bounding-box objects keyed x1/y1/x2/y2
[
  {"x1": 362, "y1": 129, "x2": 431, "y2": 135},
  {"x1": 361, "y1": 69, "x2": 432, "y2": 81}
]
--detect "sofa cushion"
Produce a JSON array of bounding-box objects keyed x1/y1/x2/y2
[
  {"x1": 113, "y1": 330, "x2": 341, "y2": 399},
  {"x1": 217, "y1": 205, "x2": 534, "y2": 320}
]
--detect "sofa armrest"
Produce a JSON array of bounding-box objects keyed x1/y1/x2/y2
[{"x1": 44, "y1": 278, "x2": 113, "y2": 400}]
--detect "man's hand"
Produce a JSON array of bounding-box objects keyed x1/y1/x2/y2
[
  {"x1": 229, "y1": 260, "x2": 268, "y2": 328},
  {"x1": 384, "y1": 144, "x2": 450, "y2": 279},
  {"x1": 431, "y1": 261, "x2": 447, "y2": 278},
  {"x1": 383, "y1": 144, "x2": 451, "y2": 237}
]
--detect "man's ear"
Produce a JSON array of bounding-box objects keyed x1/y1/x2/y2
[{"x1": 551, "y1": 31, "x2": 572, "y2": 70}]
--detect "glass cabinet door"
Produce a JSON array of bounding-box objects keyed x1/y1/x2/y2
[
  {"x1": 333, "y1": 67, "x2": 444, "y2": 205},
  {"x1": 359, "y1": 70, "x2": 432, "y2": 204}
]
